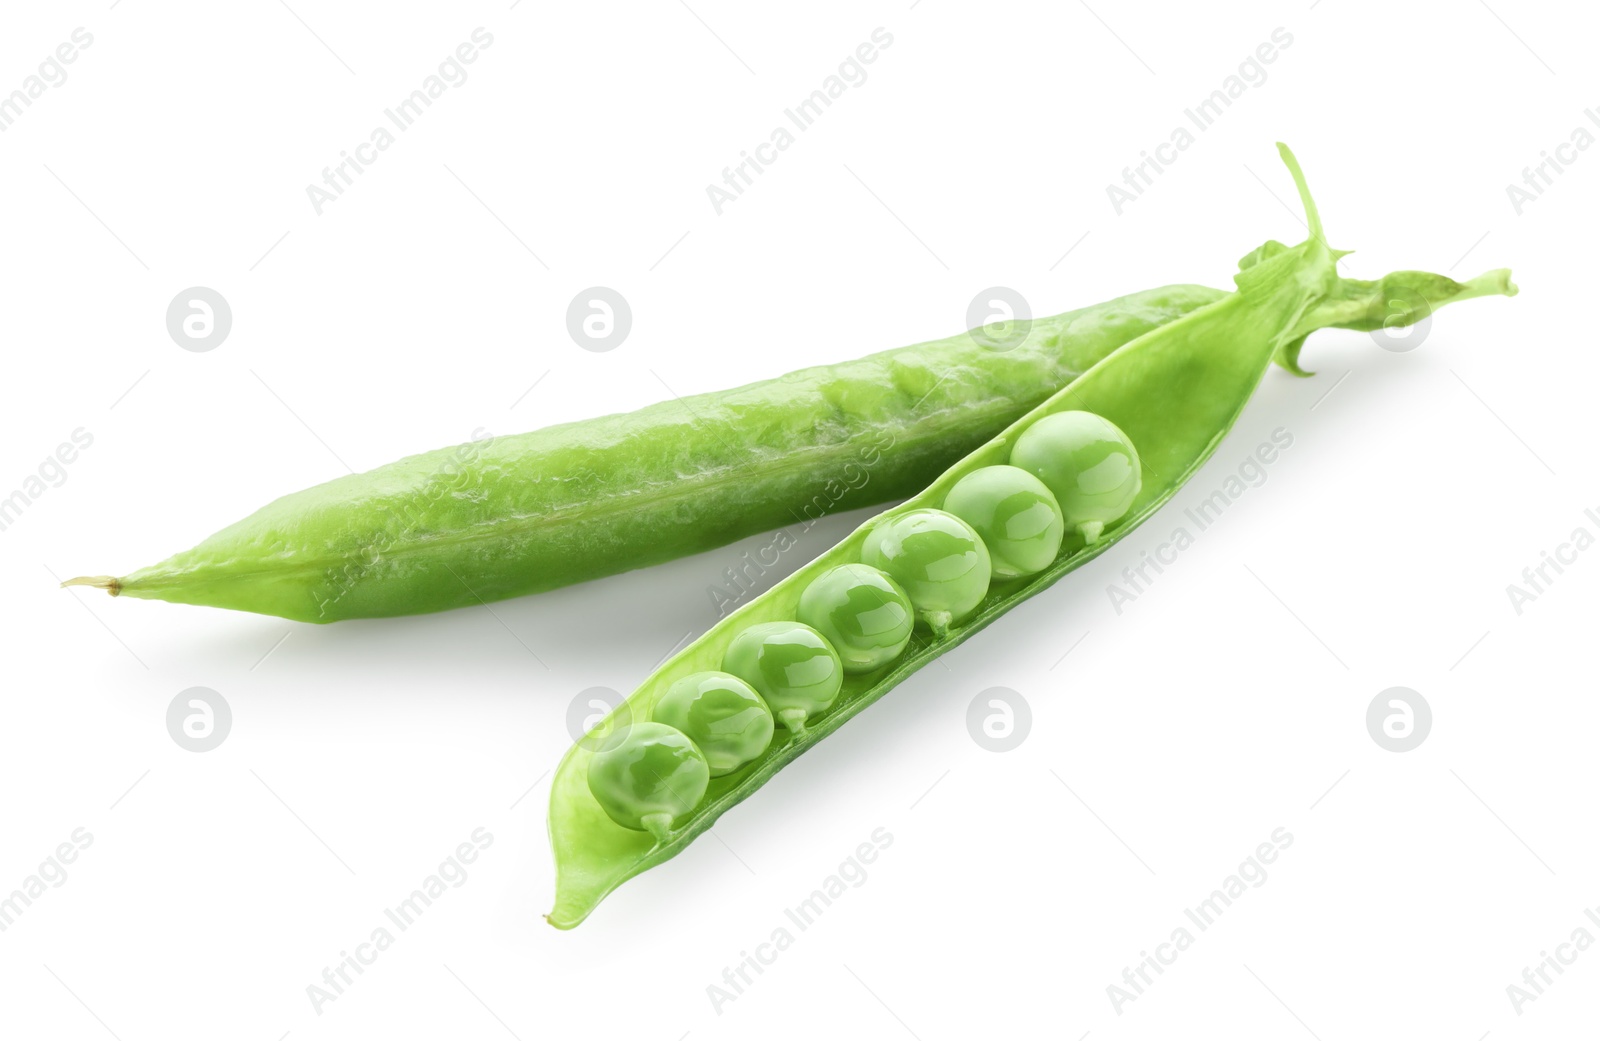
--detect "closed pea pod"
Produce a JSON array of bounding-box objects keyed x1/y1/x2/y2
[
  {"x1": 721, "y1": 622, "x2": 843, "y2": 733},
  {"x1": 651, "y1": 672, "x2": 774, "y2": 776},
  {"x1": 68, "y1": 268, "x2": 1504, "y2": 622},
  {"x1": 63, "y1": 289, "x2": 1222, "y2": 623},
  {"x1": 943, "y1": 465, "x2": 1064, "y2": 580},
  {"x1": 862, "y1": 509, "x2": 991, "y2": 635},
  {"x1": 546, "y1": 145, "x2": 1519, "y2": 928},
  {"x1": 1010, "y1": 411, "x2": 1142, "y2": 544}
]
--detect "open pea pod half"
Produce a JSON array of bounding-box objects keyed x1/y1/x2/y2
[{"x1": 546, "y1": 144, "x2": 1516, "y2": 928}]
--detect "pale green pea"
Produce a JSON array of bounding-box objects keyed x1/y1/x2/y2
[
  {"x1": 586, "y1": 722, "x2": 710, "y2": 842},
  {"x1": 861, "y1": 509, "x2": 991, "y2": 635},
  {"x1": 1009, "y1": 411, "x2": 1141, "y2": 544},
  {"x1": 796, "y1": 564, "x2": 913, "y2": 674},
  {"x1": 943, "y1": 465, "x2": 1065, "y2": 579},
  {"x1": 721, "y1": 622, "x2": 843, "y2": 733},
  {"x1": 652, "y1": 672, "x2": 774, "y2": 776}
]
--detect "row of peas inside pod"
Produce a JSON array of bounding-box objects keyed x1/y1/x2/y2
[{"x1": 586, "y1": 411, "x2": 1143, "y2": 841}]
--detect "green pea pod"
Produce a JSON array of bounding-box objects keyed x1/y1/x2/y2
[
  {"x1": 65, "y1": 289, "x2": 1212, "y2": 622},
  {"x1": 65, "y1": 268, "x2": 1503, "y2": 623},
  {"x1": 545, "y1": 144, "x2": 1516, "y2": 929}
]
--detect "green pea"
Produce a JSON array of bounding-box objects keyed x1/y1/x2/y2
[
  {"x1": 1009, "y1": 411, "x2": 1141, "y2": 544},
  {"x1": 943, "y1": 465, "x2": 1065, "y2": 579},
  {"x1": 586, "y1": 722, "x2": 710, "y2": 843},
  {"x1": 796, "y1": 564, "x2": 913, "y2": 674},
  {"x1": 651, "y1": 672, "x2": 774, "y2": 776},
  {"x1": 721, "y1": 622, "x2": 844, "y2": 733},
  {"x1": 861, "y1": 509, "x2": 991, "y2": 635}
]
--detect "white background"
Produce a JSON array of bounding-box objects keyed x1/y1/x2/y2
[{"x1": 0, "y1": 1, "x2": 1592, "y2": 1037}]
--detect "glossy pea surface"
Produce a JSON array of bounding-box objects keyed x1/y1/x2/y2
[
  {"x1": 862, "y1": 509, "x2": 991, "y2": 634},
  {"x1": 586, "y1": 722, "x2": 710, "y2": 842},
  {"x1": 721, "y1": 622, "x2": 843, "y2": 733},
  {"x1": 944, "y1": 465, "x2": 1065, "y2": 580},
  {"x1": 796, "y1": 564, "x2": 913, "y2": 674},
  {"x1": 1009, "y1": 410, "x2": 1141, "y2": 544},
  {"x1": 651, "y1": 672, "x2": 774, "y2": 776}
]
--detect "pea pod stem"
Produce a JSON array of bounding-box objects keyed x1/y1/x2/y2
[
  {"x1": 1278, "y1": 267, "x2": 1517, "y2": 375},
  {"x1": 59, "y1": 575, "x2": 119, "y2": 593},
  {"x1": 544, "y1": 143, "x2": 1518, "y2": 929}
]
